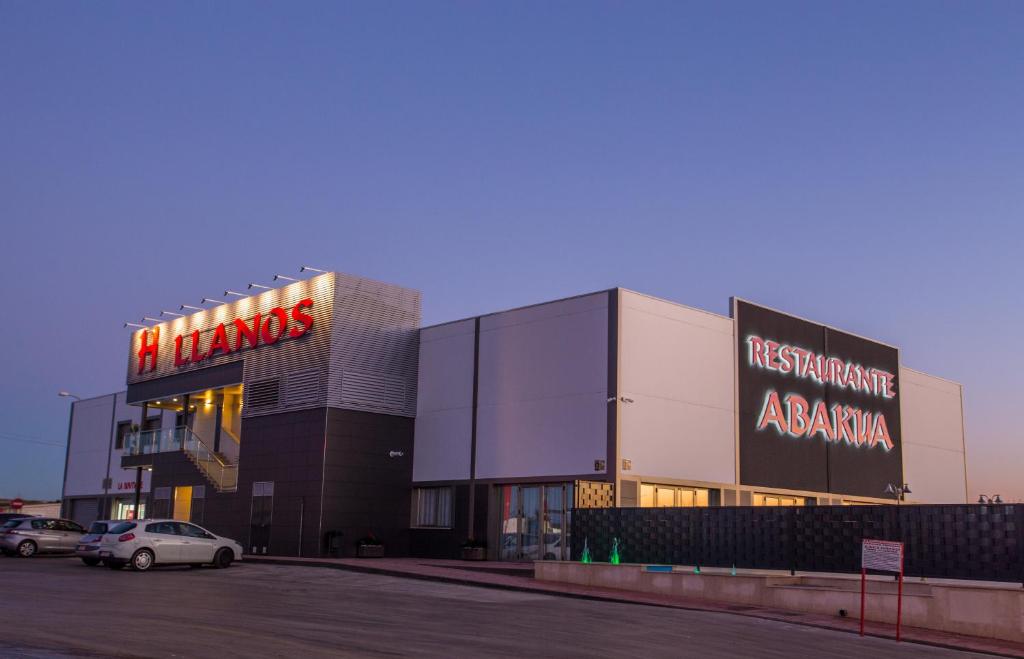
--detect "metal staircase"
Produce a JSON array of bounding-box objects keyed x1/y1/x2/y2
[
  {"x1": 123, "y1": 426, "x2": 238, "y2": 493},
  {"x1": 182, "y1": 429, "x2": 238, "y2": 492}
]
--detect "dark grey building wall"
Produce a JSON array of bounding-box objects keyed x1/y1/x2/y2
[
  {"x1": 320, "y1": 408, "x2": 415, "y2": 557},
  {"x1": 236, "y1": 408, "x2": 327, "y2": 558}
]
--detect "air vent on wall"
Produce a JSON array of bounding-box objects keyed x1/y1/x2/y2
[
  {"x1": 341, "y1": 370, "x2": 406, "y2": 410},
  {"x1": 285, "y1": 368, "x2": 321, "y2": 406},
  {"x1": 247, "y1": 378, "x2": 281, "y2": 409}
]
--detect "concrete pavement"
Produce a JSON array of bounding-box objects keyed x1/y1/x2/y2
[{"x1": 0, "y1": 556, "x2": 998, "y2": 658}]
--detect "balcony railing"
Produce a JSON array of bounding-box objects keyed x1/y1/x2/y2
[
  {"x1": 123, "y1": 427, "x2": 187, "y2": 456},
  {"x1": 123, "y1": 426, "x2": 237, "y2": 492}
]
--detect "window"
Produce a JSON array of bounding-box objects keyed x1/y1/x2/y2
[
  {"x1": 639, "y1": 484, "x2": 710, "y2": 508},
  {"x1": 753, "y1": 493, "x2": 805, "y2": 507},
  {"x1": 412, "y1": 487, "x2": 452, "y2": 528},
  {"x1": 146, "y1": 522, "x2": 178, "y2": 535},
  {"x1": 31, "y1": 519, "x2": 58, "y2": 530},
  {"x1": 108, "y1": 522, "x2": 137, "y2": 535},
  {"x1": 88, "y1": 522, "x2": 110, "y2": 534},
  {"x1": 115, "y1": 421, "x2": 133, "y2": 450},
  {"x1": 58, "y1": 521, "x2": 85, "y2": 533},
  {"x1": 177, "y1": 523, "x2": 214, "y2": 539}
]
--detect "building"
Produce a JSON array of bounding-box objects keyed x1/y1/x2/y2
[
  {"x1": 60, "y1": 392, "x2": 176, "y2": 525},
  {"x1": 61, "y1": 272, "x2": 968, "y2": 559}
]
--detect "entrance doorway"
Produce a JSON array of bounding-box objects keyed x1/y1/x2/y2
[
  {"x1": 498, "y1": 483, "x2": 573, "y2": 561},
  {"x1": 173, "y1": 486, "x2": 193, "y2": 521}
]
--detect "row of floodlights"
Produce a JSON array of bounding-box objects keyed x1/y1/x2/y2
[{"x1": 123, "y1": 267, "x2": 327, "y2": 328}]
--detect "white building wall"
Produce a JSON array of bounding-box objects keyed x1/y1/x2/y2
[
  {"x1": 64, "y1": 392, "x2": 155, "y2": 499},
  {"x1": 412, "y1": 319, "x2": 475, "y2": 482},
  {"x1": 475, "y1": 293, "x2": 609, "y2": 480},
  {"x1": 64, "y1": 394, "x2": 118, "y2": 498},
  {"x1": 618, "y1": 291, "x2": 736, "y2": 486},
  {"x1": 899, "y1": 367, "x2": 968, "y2": 503}
]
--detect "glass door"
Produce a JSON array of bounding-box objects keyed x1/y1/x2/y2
[
  {"x1": 498, "y1": 483, "x2": 573, "y2": 561},
  {"x1": 520, "y1": 486, "x2": 541, "y2": 560},
  {"x1": 499, "y1": 485, "x2": 520, "y2": 560}
]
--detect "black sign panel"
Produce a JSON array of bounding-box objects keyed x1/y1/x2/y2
[{"x1": 734, "y1": 300, "x2": 903, "y2": 500}]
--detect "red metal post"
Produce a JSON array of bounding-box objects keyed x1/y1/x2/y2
[
  {"x1": 860, "y1": 568, "x2": 866, "y2": 636},
  {"x1": 896, "y1": 546, "x2": 905, "y2": 642}
]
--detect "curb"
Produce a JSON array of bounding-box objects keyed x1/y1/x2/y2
[{"x1": 243, "y1": 557, "x2": 1020, "y2": 659}]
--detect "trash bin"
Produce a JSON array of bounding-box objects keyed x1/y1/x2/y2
[{"x1": 324, "y1": 531, "x2": 344, "y2": 557}]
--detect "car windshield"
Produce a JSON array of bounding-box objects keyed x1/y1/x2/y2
[
  {"x1": 107, "y1": 522, "x2": 137, "y2": 534},
  {"x1": 88, "y1": 522, "x2": 108, "y2": 534}
]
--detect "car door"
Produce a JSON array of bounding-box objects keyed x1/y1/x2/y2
[
  {"x1": 144, "y1": 522, "x2": 182, "y2": 563},
  {"x1": 31, "y1": 519, "x2": 62, "y2": 551},
  {"x1": 175, "y1": 523, "x2": 218, "y2": 563},
  {"x1": 58, "y1": 521, "x2": 86, "y2": 551}
]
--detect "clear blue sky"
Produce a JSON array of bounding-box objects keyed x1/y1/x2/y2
[{"x1": 1, "y1": 2, "x2": 1021, "y2": 501}]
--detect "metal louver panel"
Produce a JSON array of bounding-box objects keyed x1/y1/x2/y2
[
  {"x1": 285, "y1": 368, "x2": 321, "y2": 407},
  {"x1": 341, "y1": 370, "x2": 406, "y2": 411},
  {"x1": 247, "y1": 378, "x2": 281, "y2": 409}
]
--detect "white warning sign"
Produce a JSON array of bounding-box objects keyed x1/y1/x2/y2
[{"x1": 861, "y1": 539, "x2": 904, "y2": 573}]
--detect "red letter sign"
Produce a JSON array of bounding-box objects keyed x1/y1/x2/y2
[{"x1": 137, "y1": 328, "x2": 159, "y2": 374}]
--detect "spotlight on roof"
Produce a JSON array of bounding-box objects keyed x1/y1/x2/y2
[
  {"x1": 180, "y1": 304, "x2": 203, "y2": 311},
  {"x1": 224, "y1": 290, "x2": 246, "y2": 297},
  {"x1": 161, "y1": 310, "x2": 184, "y2": 317},
  {"x1": 201, "y1": 298, "x2": 224, "y2": 305},
  {"x1": 123, "y1": 322, "x2": 147, "y2": 329},
  {"x1": 142, "y1": 317, "x2": 162, "y2": 323},
  {"x1": 300, "y1": 266, "x2": 327, "y2": 274},
  {"x1": 273, "y1": 274, "x2": 298, "y2": 282},
  {"x1": 248, "y1": 283, "x2": 271, "y2": 290}
]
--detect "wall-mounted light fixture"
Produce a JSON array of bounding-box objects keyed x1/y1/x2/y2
[
  {"x1": 273, "y1": 274, "x2": 298, "y2": 282},
  {"x1": 201, "y1": 298, "x2": 224, "y2": 305},
  {"x1": 180, "y1": 304, "x2": 203, "y2": 311},
  {"x1": 123, "y1": 322, "x2": 147, "y2": 329},
  {"x1": 300, "y1": 266, "x2": 327, "y2": 274},
  {"x1": 224, "y1": 290, "x2": 246, "y2": 297},
  {"x1": 161, "y1": 310, "x2": 184, "y2": 317},
  {"x1": 142, "y1": 317, "x2": 162, "y2": 323},
  {"x1": 248, "y1": 283, "x2": 271, "y2": 290}
]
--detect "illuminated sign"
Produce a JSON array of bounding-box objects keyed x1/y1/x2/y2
[
  {"x1": 734, "y1": 300, "x2": 903, "y2": 499},
  {"x1": 136, "y1": 298, "x2": 314, "y2": 374}
]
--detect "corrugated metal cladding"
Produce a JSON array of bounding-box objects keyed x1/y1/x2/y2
[
  {"x1": 328, "y1": 274, "x2": 421, "y2": 418},
  {"x1": 125, "y1": 272, "x2": 421, "y2": 419}
]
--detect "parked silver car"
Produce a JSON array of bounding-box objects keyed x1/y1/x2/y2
[
  {"x1": 100, "y1": 520, "x2": 243, "y2": 571},
  {"x1": 0, "y1": 517, "x2": 86, "y2": 557},
  {"x1": 75, "y1": 520, "x2": 117, "y2": 566}
]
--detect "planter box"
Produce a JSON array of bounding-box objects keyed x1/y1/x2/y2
[
  {"x1": 356, "y1": 544, "x2": 385, "y2": 558},
  {"x1": 461, "y1": 546, "x2": 486, "y2": 561}
]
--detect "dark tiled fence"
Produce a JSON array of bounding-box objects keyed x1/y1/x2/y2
[{"x1": 571, "y1": 504, "x2": 1023, "y2": 584}]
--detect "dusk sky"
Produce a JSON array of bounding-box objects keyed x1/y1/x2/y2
[{"x1": 1, "y1": 2, "x2": 1021, "y2": 501}]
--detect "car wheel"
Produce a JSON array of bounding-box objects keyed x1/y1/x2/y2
[
  {"x1": 107, "y1": 561, "x2": 125, "y2": 570},
  {"x1": 16, "y1": 540, "x2": 37, "y2": 558},
  {"x1": 131, "y1": 549, "x2": 155, "y2": 572},
  {"x1": 213, "y1": 548, "x2": 234, "y2": 569},
  {"x1": 81, "y1": 557, "x2": 100, "y2": 567}
]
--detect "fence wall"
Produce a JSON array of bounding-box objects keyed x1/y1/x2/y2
[{"x1": 571, "y1": 504, "x2": 1023, "y2": 583}]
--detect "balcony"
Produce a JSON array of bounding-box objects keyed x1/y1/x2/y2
[{"x1": 122, "y1": 427, "x2": 238, "y2": 493}]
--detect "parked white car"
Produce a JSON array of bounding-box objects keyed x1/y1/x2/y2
[{"x1": 99, "y1": 520, "x2": 243, "y2": 571}]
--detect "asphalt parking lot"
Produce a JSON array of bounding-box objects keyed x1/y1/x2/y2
[{"x1": 0, "y1": 556, "x2": 994, "y2": 658}]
